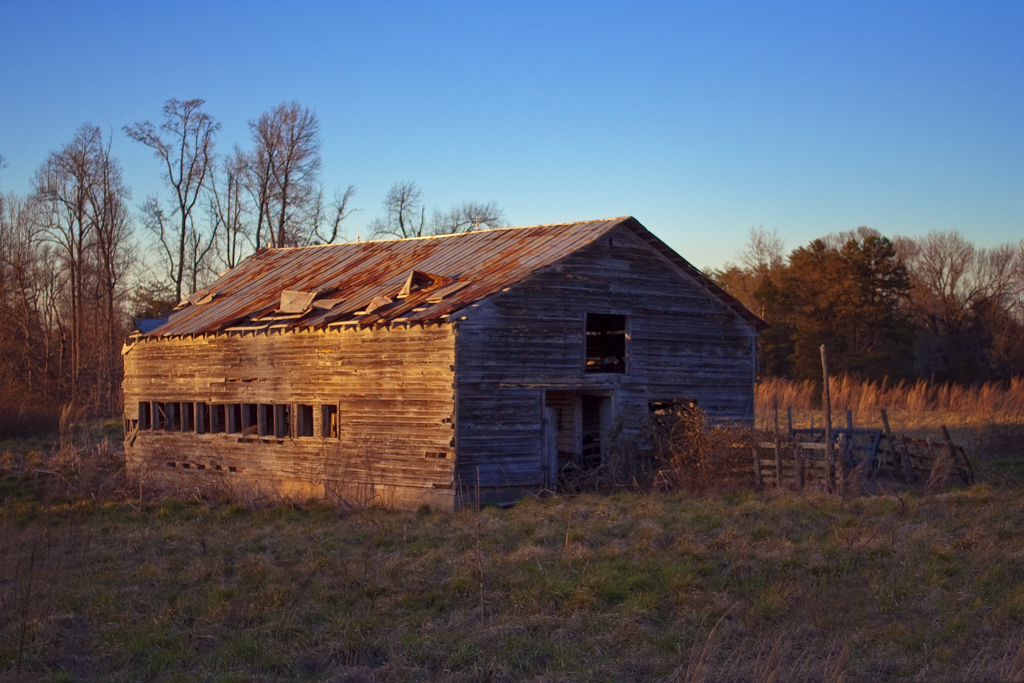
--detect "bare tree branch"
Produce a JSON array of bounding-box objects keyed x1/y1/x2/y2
[{"x1": 125, "y1": 98, "x2": 219, "y2": 300}]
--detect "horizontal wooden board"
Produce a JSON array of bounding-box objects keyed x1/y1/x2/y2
[{"x1": 124, "y1": 325, "x2": 457, "y2": 508}]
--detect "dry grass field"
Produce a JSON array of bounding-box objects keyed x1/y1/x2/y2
[
  {"x1": 1, "y1": 392, "x2": 1023, "y2": 682},
  {"x1": 756, "y1": 376, "x2": 1024, "y2": 481},
  {"x1": 756, "y1": 376, "x2": 1024, "y2": 432}
]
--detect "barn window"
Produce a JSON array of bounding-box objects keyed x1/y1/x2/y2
[
  {"x1": 274, "y1": 404, "x2": 292, "y2": 439},
  {"x1": 139, "y1": 402, "x2": 151, "y2": 430},
  {"x1": 585, "y1": 313, "x2": 627, "y2": 374},
  {"x1": 296, "y1": 404, "x2": 314, "y2": 437},
  {"x1": 227, "y1": 404, "x2": 243, "y2": 433},
  {"x1": 211, "y1": 404, "x2": 226, "y2": 434},
  {"x1": 321, "y1": 404, "x2": 338, "y2": 438},
  {"x1": 259, "y1": 404, "x2": 274, "y2": 437},
  {"x1": 242, "y1": 404, "x2": 258, "y2": 435},
  {"x1": 181, "y1": 402, "x2": 194, "y2": 432},
  {"x1": 649, "y1": 399, "x2": 699, "y2": 416},
  {"x1": 166, "y1": 402, "x2": 181, "y2": 431},
  {"x1": 154, "y1": 402, "x2": 166, "y2": 430},
  {"x1": 197, "y1": 403, "x2": 210, "y2": 434}
]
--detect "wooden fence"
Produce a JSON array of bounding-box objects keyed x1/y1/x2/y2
[{"x1": 746, "y1": 408, "x2": 973, "y2": 492}]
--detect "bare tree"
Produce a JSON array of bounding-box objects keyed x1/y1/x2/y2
[
  {"x1": 708, "y1": 225, "x2": 786, "y2": 321},
  {"x1": 428, "y1": 200, "x2": 506, "y2": 235},
  {"x1": 897, "y1": 230, "x2": 1024, "y2": 380},
  {"x1": 33, "y1": 124, "x2": 103, "y2": 401},
  {"x1": 369, "y1": 181, "x2": 427, "y2": 238},
  {"x1": 0, "y1": 191, "x2": 55, "y2": 409},
  {"x1": 209, "y1": 147, "x2": 252, "y2": 269},
  {"x1": 32, "y1": 124, "x2": 132, "y2": 411},
  {"x1": 89, "y1": 136, "x2": 134, "y2": 410},
  {"x1": 125, "y1": 98, "x2": 219, "y2": 300},
  {"x1": 312, "y1": 184, "x2": 358, "y2": 244},
  {"x1": 246, "y1": 101, "x2": 324, "y2": 248},
  {"x1": 739, "y1": 225, "x2": 785, "y2": 277}
]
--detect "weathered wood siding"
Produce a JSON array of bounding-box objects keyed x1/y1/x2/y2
[
  {"x1": 454, "y1": 225, "x2": 757, "y2": 497},
  {"x1": 123, "y1": 323, "x2": 456, "y2": 509}
]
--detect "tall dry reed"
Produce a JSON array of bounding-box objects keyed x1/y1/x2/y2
[{"x1": 757, "y1": 376, "x2": 1024, "y2": 431}]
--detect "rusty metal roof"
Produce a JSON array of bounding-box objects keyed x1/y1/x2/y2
[{"x1": 137, "y1": 217, "x2": 764, "y2": 339}]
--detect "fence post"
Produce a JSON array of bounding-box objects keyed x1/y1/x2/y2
[
  {"x1": 900, "y1": 435, "x2": 915, "y2": 482},
  {"x1": 880, "y1": 408, "x2": 895, "y2": 471},
  {"x1": 774, "y1": 398, "x2": 782, "y2": 487},
  {"x1": 821, "y1": 345, "x2": 835, "y2": 493},
  {"x1": 752, "y1": 444, "x2": 763, "y2": 487}
]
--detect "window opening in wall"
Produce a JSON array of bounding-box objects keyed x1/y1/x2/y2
[
  {"x1": 648, "y1": 399, "x2": 699, "y2": 416},
  {"x1": 166, "y1": 402, "x2": 181, "y2": 431},
  {"x1": 648, "y1": 399, "x2": 701, "y2": 429},
  {"x1": 211, "y1": 404, "x2": 226, "y2": 434},
  {"x1": 242, "y1": 403, "x2": 258, "y2": 435},
  {"x1": 181, "y1": 402, "x2": 194, "y2": 432},
  {"x1": 274, "y1": 404, "x2": 292, "y2": 439},
  {"x1": 321, "y1": 404, "x2": 338, "y2": 438},
  {"x1": 154, "y1": 402, "x2": 166, "y2": 430},
  {"x1": 197, "y1": 403, "x2": 210, "y2": 434},
  {"x1": 259, "y1": 404, "x2": 274, "y2": 437},
  {"x1": 585, "y1": 313, "x2": 627, "y2": 373},
  {"x1": 296, "y1": 404, "x2": 314, "y2": 437},
  {"x1": 139, "y1": 402, "x2": 151, "y2": 430},
  {"x1": 227, "y1": 404, "x2": 242, "y2": 434}
]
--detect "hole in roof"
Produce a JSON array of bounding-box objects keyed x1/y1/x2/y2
[
  {"x1": 363, "y1": 295, "x2": 394, "y2": 315},
  {"x1": 397, "y1": 270, "x2": 450, "y2": 299}
]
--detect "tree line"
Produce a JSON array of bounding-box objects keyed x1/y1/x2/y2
[
  {"x1": 0, "y1": 98, "x2": 506, "y2": 434},
  {"x1": 711, "y1": 227, "x2": 1024, "y2": 384},
  {"x1": 2, "y1": 97, "x2": 1020, "y2": 434}
]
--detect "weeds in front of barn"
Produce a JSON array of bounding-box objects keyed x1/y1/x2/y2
[
  {"x1": 3, "y1": 443, "x2": 1024, "y2": 680},
  {"x1": 2, "y1": 402, "x2": 1024, "y2": 681}
]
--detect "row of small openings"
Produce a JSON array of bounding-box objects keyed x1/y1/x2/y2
[
  {"x1": 166, "y1": 462, "x2": 240, "y2": 472},
  {"x1": 138, "y1": 401, "x2": 341, "y2": 439}
]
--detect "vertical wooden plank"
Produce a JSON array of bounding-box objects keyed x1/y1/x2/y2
[
  {"x1": 941, "y1": 424, "x2": 974, "y2": 485},
  {"x1": 900, "y1": 435, "x2": 915, "y2": 482},
  {"x1": 543, "y1": 405, "x2": 558, "y2": 489},
  {"x1": 752, "y1": 444, "x2": 763, "y2": 487},
  {"x1": 796, "y1": 441, "x2": 805, "y2": 490},
  {"x1": 844, "y1": 409, "x2": 854, "y2": 473},
  {"x1": 880, "y1": 408, "x2": 895, "y2": 472}
]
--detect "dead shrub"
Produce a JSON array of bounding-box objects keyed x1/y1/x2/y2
[
  {"x1": 567, "y1": 403, "x2": 761, "y2": 495},
  {"x1": 651, "y1": 405, "x2": 762, "y2": 493},
  {"x1": 0, "y1": 422, "x2": 134, "y2": 508}
]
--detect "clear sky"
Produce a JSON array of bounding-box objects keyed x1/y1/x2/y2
[{"x1": 1, "y1": 0, "x2": 1021, "y2": 270}]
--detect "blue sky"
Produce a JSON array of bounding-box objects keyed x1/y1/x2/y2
[{"x1": 1, "y1": 0, "x2": 1021, "y2": 270}]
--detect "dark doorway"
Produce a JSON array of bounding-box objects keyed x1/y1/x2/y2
[
  {"x1": 543, "y1": 390, "x2": 614, "y2": 487},
  {"x1": 580, "y1": 395, "x2": 603, "y2": 470}
]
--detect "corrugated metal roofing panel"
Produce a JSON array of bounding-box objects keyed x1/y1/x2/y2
[{"x1": 139, "y1": 217, "x2": 764, "y2": 338}]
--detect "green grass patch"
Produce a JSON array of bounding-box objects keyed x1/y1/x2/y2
[{"x1": 3, "y1": 471, "x2": 1024, "y2": 680}]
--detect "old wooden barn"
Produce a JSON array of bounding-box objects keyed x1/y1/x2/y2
[{"x1": 123, "y1": 217, "x2": 764, "y2": 509}]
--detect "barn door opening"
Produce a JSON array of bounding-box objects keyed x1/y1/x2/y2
[
  {"x1": 580, "y1": 395, "x2": 604, "y2": 470},
  {"x1": 543, "y1": 390, "x2": 613, "y2": 487}
]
